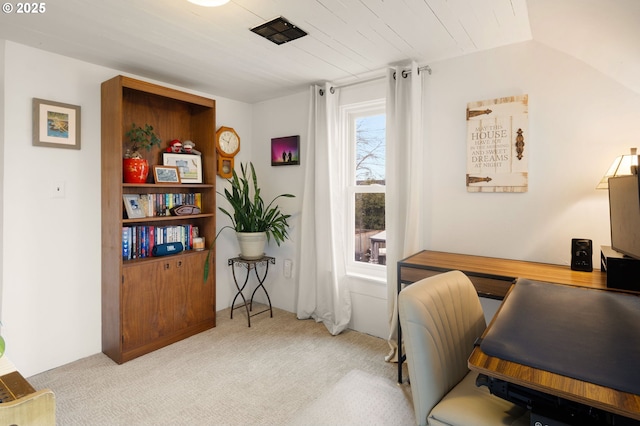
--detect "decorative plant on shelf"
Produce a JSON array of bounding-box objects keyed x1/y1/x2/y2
[
  {"x1": 124, "y1": 123, "x2": 161, "y2": 159},
  {"x1": 204, "y1": 162, "x2": 295, "y2": 281},
  {"x1": 123, "y1": 123, "x2": 161, "y2": 183}
]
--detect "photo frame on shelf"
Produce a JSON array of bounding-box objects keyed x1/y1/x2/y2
[
  {"x1": 123, "y1": 194, "x2": 146, "y2": 219},
  {"x1": 153, "y1": 165, "x2": 181, "y2": 184},
  {"x1": 32, "y1": 98, "x2": 81, "y2": 150},
  {"x1": 271, "y1": 135, "x2": 300, "y2": 166},
  {"x1": 163, "y1": 153, "x2": 203, "y2": 183}
]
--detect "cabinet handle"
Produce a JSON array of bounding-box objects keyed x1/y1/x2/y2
[
  {"x1": 177, "y1": 260, "x2": 183, "y2": 268},
  {"x1": 164, "y1": 263, "x2": 170, "y2": 270}
]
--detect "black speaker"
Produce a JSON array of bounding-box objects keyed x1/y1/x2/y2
[
  {"x1": 152, "y1": 242, "x2": 184, "y2": 257},
  {"x1": 571, "y1": 238, "x2": 593, "y2": 272}
]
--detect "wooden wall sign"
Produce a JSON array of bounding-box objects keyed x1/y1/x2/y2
[{"x1": 466, "y1": 95, "x2": 529, "y2": 193}]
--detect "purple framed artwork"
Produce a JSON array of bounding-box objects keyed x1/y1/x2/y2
[{"x1": 271, "y1": 135, "x2": 300, "y2": 166}]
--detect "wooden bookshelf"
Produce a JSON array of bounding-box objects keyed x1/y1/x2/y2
[{"x1": 101, "y1": 75, "x2": 216, "y2": 363}]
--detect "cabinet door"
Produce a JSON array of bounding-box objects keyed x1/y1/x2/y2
[
  {"x1": 122, "y1": 261, "x2": 173, "y2": 351},
  {"x1": 122, "y1": 255, "x2": 213, "y2": 353},
  {"x1": 172, "y1": 254, "x2": 214, "y2": 329}
]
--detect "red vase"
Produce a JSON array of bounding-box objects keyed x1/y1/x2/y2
[{"x1": 123, "y1": 158, "x2": 149, "y2": 183}]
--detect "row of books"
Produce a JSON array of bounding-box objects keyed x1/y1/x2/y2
[
  {"x1": 122, "y1": 225, "x2": 200, "y2": 260},
  {"x1": 124, "y1": 193, "x2": 202, "y2": 219}
]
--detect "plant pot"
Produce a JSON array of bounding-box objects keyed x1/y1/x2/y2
[
  {"x1": 236, "y1": 232, "x2": 267, "y2": 260},
  {"x1": 123, "y1": 158, "x2": 150, "y2": 183}
]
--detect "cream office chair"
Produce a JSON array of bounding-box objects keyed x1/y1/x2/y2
[
  {"x1": 398, "y1": 270, "x2": 528, "y2": 426},
  {"x1": 0, "y1": 389, "x2": 55, "y2": 426}
]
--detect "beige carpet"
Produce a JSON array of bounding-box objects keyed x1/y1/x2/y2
[
  {"x1": 28, "y1": 306, "x2": 415, "y2": 425},
  {"x1": 288, "y1": 369, "x2": 415, "y2": 425}
]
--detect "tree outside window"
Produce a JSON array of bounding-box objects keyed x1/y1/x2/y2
[{"x1": 352, "y1": 112, "x2": 386, "y2": 266}]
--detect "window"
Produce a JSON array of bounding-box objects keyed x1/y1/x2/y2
[{"x1": 342, "y1": 100, "x2": 386, "y2": 279}]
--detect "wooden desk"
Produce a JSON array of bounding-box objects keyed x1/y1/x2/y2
[
  {"x1": 397, "y1": 250, "x2": 607, "y2": 384},
  {"x1": 398, "y1": 250, "x2": 607, "y2": 299},
  {"x1": 468, "y1": 283, "x2": 640, "y2": 421}
]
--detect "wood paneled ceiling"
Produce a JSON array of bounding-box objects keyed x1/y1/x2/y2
[{"x1": 0, "y1": 0, "x2": 637, "y2": 103}]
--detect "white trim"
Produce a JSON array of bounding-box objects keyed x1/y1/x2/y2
[{"x1": 340, "y1": 98, "x2": 387, "y2": 280}]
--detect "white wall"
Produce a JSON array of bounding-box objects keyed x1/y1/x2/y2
[
  {"x1": 1, "y1": 41, "x2": 253, "y2": 376},
  {"x1": 2, "y1": 41, "x2": 106, "y2": 377},
  {"x1": 424, "y1": 40, "x2": 639, "y2": 265},
  {"x1": 249, "y1": 91, "x2": 308, "y2": 313}
]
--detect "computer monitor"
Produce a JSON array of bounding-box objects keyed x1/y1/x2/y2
[{"x1": 608, "y1": 174, "x2": 640, "y2": 260}]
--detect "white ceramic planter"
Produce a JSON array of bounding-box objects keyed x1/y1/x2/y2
[{"x1": 236, "y1": 232, "x2": 267, "y2": 260}]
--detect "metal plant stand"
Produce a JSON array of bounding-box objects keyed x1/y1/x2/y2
[{"x1": 228, "y1": 255, "x2": 275, "y2": 327}]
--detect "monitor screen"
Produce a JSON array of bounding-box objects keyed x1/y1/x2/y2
[{"x1": 608, "y1": 175, "x2": 640, "y2": 260}]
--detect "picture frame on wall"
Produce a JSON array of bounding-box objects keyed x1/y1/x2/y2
[
  {"x1": 32, "y1": 98, "x2": 81, "y2": 150},
  {"x1": 271, "y1": 135, "x2": 300, "y2": 166},
  {"x1": 153, "y1": 165, "x2": 181, "y2": 184},
  {"x1": 162, "y1": 153, "x2": 203, "y2": 183}
]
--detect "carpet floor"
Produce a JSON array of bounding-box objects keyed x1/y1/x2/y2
[
  {"x1": 288, "y1": 369, "x2": 414, "y2": 425},
  {"x1": 28, "y1": 306, "x2": 415, "y2": 425}
]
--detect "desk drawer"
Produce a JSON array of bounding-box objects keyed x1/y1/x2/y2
[{"x1": 399, "y1": 266, "x2": 513, "y2": 299}]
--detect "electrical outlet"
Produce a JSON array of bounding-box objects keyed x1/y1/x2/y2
[{"x1": 284, "y1": 259, "x2": 293, "y2": 278}]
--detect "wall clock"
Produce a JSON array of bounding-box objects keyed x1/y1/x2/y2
[{"x1": 215, "y1": 126, "x2": 240, "y2": 178}]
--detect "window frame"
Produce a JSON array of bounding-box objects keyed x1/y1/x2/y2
[{"x1": 340, "y1": 99, "x2": 386, "y2": 281}]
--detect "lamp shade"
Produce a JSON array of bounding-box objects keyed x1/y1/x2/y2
[{"x1": 596, "y1": 148, "x2": 639, "y2": 189}]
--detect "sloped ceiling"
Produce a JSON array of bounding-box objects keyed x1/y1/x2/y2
[
  {"x1": 0, "y1": 0, "x2": 637, "y2": 103},
  {"x1": 528, "y1": 0, "x2": 640, "y2": 96}
]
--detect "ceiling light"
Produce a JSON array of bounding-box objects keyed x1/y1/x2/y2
[
  {"x1": 250, "y1": 16, "x2": 307, "y2": 45},
  {"x1": 187, "y1": 0, "x2": 230, "y2": 6}
]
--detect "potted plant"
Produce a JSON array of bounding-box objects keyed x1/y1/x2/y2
[
  {"x1": 123, "y1": 123, "x2": 161, "y2": 183},
  {"x1": 204, "y1": 162, "x2": 294, "y2": 280}
]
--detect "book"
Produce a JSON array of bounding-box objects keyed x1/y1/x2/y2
[
  {"x1": 122, "y1": 227, "x2": 131, "y2": 260},
  {"x1": 122, "y1": 220, "x2": 200, "y2": 258}
]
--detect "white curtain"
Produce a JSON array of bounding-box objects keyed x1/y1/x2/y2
[
  {"x1": 385, "y1": 63, "x2": 424, "y2": 361},
  {"x1": 296, "y1": 83, "x2": 352, "y2": 335}
]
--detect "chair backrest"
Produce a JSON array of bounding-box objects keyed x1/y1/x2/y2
[
  {"x1": 0, "y1": 389, "x2": 55, "y2": 425},
  {"x1": 398, "y1": 270, "x2": 486, "y2": 425}
]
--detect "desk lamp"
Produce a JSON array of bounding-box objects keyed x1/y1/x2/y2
[{"x1": 596, "y1": 147, "x2": 638, "y2": 189}]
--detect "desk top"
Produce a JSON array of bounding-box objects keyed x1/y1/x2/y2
[
  {"x1": 400, "y1": 250, "x2": 607, "y2": 289},
  {"x1": 469, "y1": 280, "x2": 640, "y2": 420},
  {"x1": 482, "y1": 279, "x2": 640, "y2": 395}
]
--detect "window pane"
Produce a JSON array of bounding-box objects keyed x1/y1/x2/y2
[
  {"x1": 354, "y1": 193, "x2": 386, "y2": 264},
  {"x1": 356, "y1": 114, "x2": 385, "y2": 185}
]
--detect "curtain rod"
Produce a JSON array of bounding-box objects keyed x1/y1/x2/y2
[
  {"x1": 397, "y1": 65, "x2": 432, "y2": 78},
  {"x1": 330, "y1": 65, "x2": 432, "y2": 91}
]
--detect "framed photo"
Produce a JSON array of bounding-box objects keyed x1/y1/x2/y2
[
  {"x1": 153, "y1": 165, "x2": 181, "y2": 184},
  {"x1": 163, "y1": 153, "x2": 203, "y2": 184},
  {"x1": 271, "y1": 135, "x2": 300, "y2": 166},
  {"x1": 32, "y1": 98, "x2": 81, "y2": 150},
  {"x1": 123, "y1": 194, "x2": 146, "y2": 219}
]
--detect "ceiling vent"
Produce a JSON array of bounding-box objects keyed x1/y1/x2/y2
[{"x1": 250, "y1": 16, "x2": 307, "y2": 45}]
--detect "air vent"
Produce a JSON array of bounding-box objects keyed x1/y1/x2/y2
[{"x1": 250, "y1": 16, "x2": 307, "y2": 45}]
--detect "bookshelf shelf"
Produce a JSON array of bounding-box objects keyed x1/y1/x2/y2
[
  {"x1": 122, "y1": 248, "x2": 208, "y2": 266},
  {"x1": 101, "y1": 75, "x2": 216, "y2": 364},
  {"x1": 122, "y1": 213, "x2": 216, "y2": 225},
  {"x1": 122, "y1": 183, "x2": 215, "y2": 189}
]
